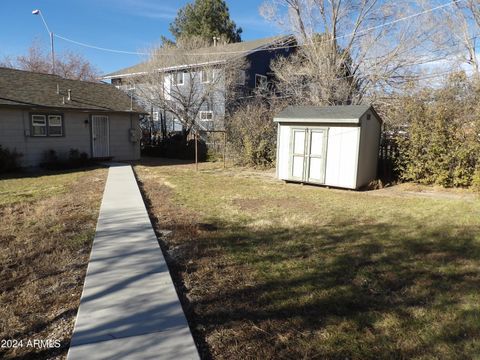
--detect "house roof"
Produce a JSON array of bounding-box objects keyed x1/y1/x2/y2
[
  {"x1": 103, "y1": 35, "x2": 295, "y2": 79},
  {"x1": 274, "y1": 105, "x2": 381, "y2": 124},
  {"x1": 0, "y1": 67, "x2": 146, "y2": 113}
]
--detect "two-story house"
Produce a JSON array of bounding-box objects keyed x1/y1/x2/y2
[{"x1": 102, "y1": 35, "x2": 296, "y2": 138}]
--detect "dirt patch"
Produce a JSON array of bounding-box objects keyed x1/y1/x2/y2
[{"x1": 369, "y1": 183, "x2": 479, "y2": 201}]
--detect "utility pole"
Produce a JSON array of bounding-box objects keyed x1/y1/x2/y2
[{"x1": 50, "y1": 31, "x2": 55, "y2": 75}]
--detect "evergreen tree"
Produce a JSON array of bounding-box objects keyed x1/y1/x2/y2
[{"x1": 169, "y1": 0, "x2": 242, "y2": 44}]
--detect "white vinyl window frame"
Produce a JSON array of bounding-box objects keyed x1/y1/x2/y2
[
  {"x1": 172, "y1": 71, "x2": 185, "y2": 86},
  {"x1": 48, "y1": 115, "x2": 63, "y2": 136},
  {"x1": 31, "y1": 115, "x2": 47, "y2": 137},
  {"x1": 201, "y1": 69, "x2": 214, "y2": 84},
  {"x1": 172, "y1": 118, "x2": 183, "y2": 131},
  {"x1": 152, "y1": 112, "x2": 159, "y2": 121},
  {"x1": 255, "y1": 74, "x2": 268, "y2": 89},
  {"x1": 199, "y1": 110, "x2": 213, "y2": 121}
]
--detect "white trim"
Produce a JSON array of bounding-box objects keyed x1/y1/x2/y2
[
  {"x1": 31, "y1": 114, "x2": 47, "y2": 137},
  {"x1": 172, "y1": 71, "x2": 185, "y2": 86},
  {"x1": 47, "y1": 115, "x2": 63, "y2": 137},
  {"x1": 255, "y1": 74, "x2": 268, "y2": 89},
  {"x1": 91, "y1": 115, "x2": 110, "y2": 157},
  {"x1": 274, "y1": 118, "x2": 361, "y2": 124},
  {"x1": 199, "y1": 110, "x2": 213, "y2": 121},
  {"x1": 102, "y1": 60, "x2": 227, "y2": 80},
  {"x1": 201, "y1": 69, "x2": 213, "y2": 84}
]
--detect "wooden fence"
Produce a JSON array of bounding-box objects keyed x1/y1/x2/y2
[{"x1": 378, "y1": 136, "x2": 399, "y2": 183}]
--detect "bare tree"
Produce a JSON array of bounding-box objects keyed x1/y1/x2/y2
[
  {"x1": 128, "y1": 36, "x2": 248, "y2": 138},
  {"x1": 1, "y1": 41, "x2": 100, "y2": 81},
  {"x1": 425, "y1": 0, "x2": 480, "y2": 77},
  {"x1": 261, "y1": 0, "x2": 440, "y2": 105}
]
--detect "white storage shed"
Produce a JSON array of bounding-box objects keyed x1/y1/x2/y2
[{"x1": 274, "y1": 105, "x2": 382, "y2": 190}]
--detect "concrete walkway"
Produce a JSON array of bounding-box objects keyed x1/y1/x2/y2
[{"x1": 67, "y1": 164, "x2": 199, "y2": 360}]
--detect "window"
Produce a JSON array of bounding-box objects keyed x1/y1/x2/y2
[
  {"x1": 31, "y1": 115, "x2": 47, "y2": 136},
  {"x1": 199, "y1": 111, "x2": 213, "y2": 121},
  {"x1": 48, "y1": 115, "x2": 63, "y2": 136},
  {"x1": 173, "y1": 119, "x2": 183, "y2": 132},
  {"x1": 31, "y1": 114, "x2": 63, "y2": 137},
  {"x1": 201, "y1": 69, "x2": 213, "y2": 83},
  {"x1": 236, "y1": 70, "x2": 246, "y2": 85},
  {"x1": 172, "y1": 71, "x2": 184, "y2": 86},
  {"x1": 255, "y1": 74, "x2": 268, "y2": 89},
  {"x1": 152, "y1": 112, "x2": 159, "y2": 122}
]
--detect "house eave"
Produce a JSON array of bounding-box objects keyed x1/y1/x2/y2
[
  {"x1": 0, "y1": 103, "x2": 147, "y2": 115},
  {"x1": 102, "y1": 59, "x2": 228, "y2": 80}
]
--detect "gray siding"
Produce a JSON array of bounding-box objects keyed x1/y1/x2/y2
[
  {"x1": 108, "y1": 113, "x2": 141, "y2": 161},
  {"x1": 356, "y1": 110, "x2": 382, "y2": 188},
  {"x1": 0, "y1": 108, "x2": 140, "y2": 167}
]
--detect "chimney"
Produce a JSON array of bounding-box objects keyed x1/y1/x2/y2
[{"x1": 67, "y1": 89, "x2": 72, "y2": 101}]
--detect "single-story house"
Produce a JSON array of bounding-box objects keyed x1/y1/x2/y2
[
  {"x1": 274, "y1": 105, "x2": 382, "y2": 190},
  {"x1": 0, "y1": 67, "x2": 146, "y2": 167}
]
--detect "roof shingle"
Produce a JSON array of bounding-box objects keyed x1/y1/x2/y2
[
  {"x1": 103, "y1": 35, "x2": 295, "y2": 78},
  {"x1": 274, "y1": 105, "x2": 380, "y2": 124},
  {"x1": 0, "y1": 67, "x2": 146, "y2": 113}
]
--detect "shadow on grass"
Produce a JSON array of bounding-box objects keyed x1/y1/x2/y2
[
  {"x1": 161, "y1": 219, "x2": 480, "y2": 359},
  {"x1": 130, "y1": 157, "x2": 195, "y2": 168}
]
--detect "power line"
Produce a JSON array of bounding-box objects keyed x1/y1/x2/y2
[
  {"x1": 51, "y1": 0, "x2": 463, "y2": 57},
  {"x1": 54, "y1": 34, "x2": 149, "y2": 55}
]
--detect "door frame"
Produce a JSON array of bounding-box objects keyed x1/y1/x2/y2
[
  {"x1": 289, "y1": 127, "x2": 308, "y2": 181},
  {"x1": 90, "y1": 114, "x2": 110, "y2": 158},
  {"x1": 289, "y1": 127, "x2": 328, "y2": 184},
  {"x1": 305, "y1": 128, "x2": 328, "y2": 184}
]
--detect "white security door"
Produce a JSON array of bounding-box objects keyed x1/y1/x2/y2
[
  {"x1": 291, "y1": 129, "x2": 306, "y2": 180},
  {"x1": 91, "y1": 115, "x2": 110, "y2": 158},
  {"x1": 306, "y1": 130, "x2": 327, "y2": 184}
]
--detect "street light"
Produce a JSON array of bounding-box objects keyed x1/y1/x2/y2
[{"x1": 32, "y1": 9, "x2": 55, "y2": 74}]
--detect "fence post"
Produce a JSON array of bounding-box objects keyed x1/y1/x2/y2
[{"x1": 195, "y1": 131, "x2": 198, "y2": 172}]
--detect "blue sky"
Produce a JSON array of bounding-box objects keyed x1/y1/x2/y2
[{"x1": 0, "y1": 0, "x2": 282, "y2": 74}]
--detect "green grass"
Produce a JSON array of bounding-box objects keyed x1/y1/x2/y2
[{"x1": 135, "y1": 161, "x2": 480, "y2": 360}]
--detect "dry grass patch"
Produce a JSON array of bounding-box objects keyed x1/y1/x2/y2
[
  {"x1": 135, "y1": 160, "x2": 480, "y2": 360},
  {"x1": 0, "y1": 168, "x2": 107, "y2": 360}
]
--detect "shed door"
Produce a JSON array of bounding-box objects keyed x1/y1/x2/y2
[
  {"x1": 291, "y1": 129, "x2": 306, "y2": 180},
  {"x1": 289, "y1": 128, "x2": 327, "y2": 184},
  {"x1": 306, "y1": 130, "x2": 327, "y2": 184},
  {"x1": 91, "y1": 115, "x2": 110, "y2": 158}
]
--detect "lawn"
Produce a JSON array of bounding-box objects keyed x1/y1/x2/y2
[
  {"x1": 0, "y1": 168, "x2": 107, "y2": 360},
  {"x1": 135, "y1": 160, "x2": 480, "y2": 360}
]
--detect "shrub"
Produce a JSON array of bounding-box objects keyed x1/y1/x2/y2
[
  {"x1": 40, "y1": 148, "x2": 92, "y2": 170},
  {"x1": 142, "y1": 134, "x2": 207, "y2": 161},
  {"x1": 226, "y1": 99, "x2": 280, "y2": 167},
  {"x1": 0, "y1": 145, "x2": 22, "y2": 173},
  {"x1": 393, "y1": 73, "x2": 480, "y2": 188},
  {"x1": 472, "y1": 168, "x2": 480, "y2": 192}
]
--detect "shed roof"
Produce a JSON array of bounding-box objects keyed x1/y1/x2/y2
[
  {"x1": 274, "y1": 105, "x2": 379, "y2": 124},
  {"x1": 103, "y1": 35, "x2": 295, "y2": 79},
  {"x1": 0, "y1": 67, "x2": 146, "y2": 113}
]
